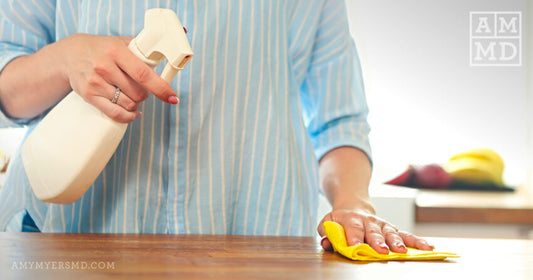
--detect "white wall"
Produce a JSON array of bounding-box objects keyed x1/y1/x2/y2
[
  {"x1": 527, "y1": 0, "x2": 533, "y2": 189},
  {"x1": 346, "y1": 0, "x2": 530, "y2": 188}
]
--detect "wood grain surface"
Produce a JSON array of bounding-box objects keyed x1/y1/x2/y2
[{"x1": 1, "y1": 233, "x2": 532, "y2": 279}]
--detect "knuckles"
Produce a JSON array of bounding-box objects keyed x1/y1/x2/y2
[
  {"x1": 132, "y1": 66, "x2": 152, "y2": 85},
  {"x1": 365, "y1": 215, "x2": 379, "y2": 224},
  {"x1": 86, "y1": 73, "x2": 104, "y2": 90},
  {"x1": 342, "y1": 211, "x2": 377, "y2": 223},
  {"x1": 124, "y1": 101, "x2": 138, "y2": 111},
  {"x1": 129, "y1": 89, "x2": 149, "y2": 103},
  {"x1": 345, "y1": 222, "x2": 365, "y2": 231},
  {"x1": 107, "y1": 106, "x2": 122, "y2": 120},
  {"x1": 82, "y1": 85, "x2": 100, "y2": 99},
  {"x1": 102, "y1": 41, "x2": 122, "y2": 58},
  {"x1": 93, "y1": 61, "x2": 111, "y2": 77},
  {"x1": 106, "y1": 107, "x2": 134, "y2": 123},
  {"x1": 365, "y1": 228, "x2": 381, "y2": 236},
  {"x1": 123, "y1": 114, "x2": 137, "y2": 123}
]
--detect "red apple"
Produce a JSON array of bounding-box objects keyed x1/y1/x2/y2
[
  {"x1": 385, "y1": 166, "x2": 414, "y2": 186},
  {"x1": 412, "y1": 164, "x2": 452, "y2": 189}
]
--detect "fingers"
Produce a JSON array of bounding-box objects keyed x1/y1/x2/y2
[
  {"x1": 317, "y1": 212, "x2": 365, "y2": 252},
  {"x1": 113, "y1": 46, "x2": 178, "y2": 104},
  {"x1": 102, "y1": 82, "x2": 142, "y2": 113},
  {"x1": 114, "y1": 87, "x2": 142, "y2": 112},
  {"x1": 320, "y1": 236, "x2": 333, "y2": 251},
  {"x1": 317, "y1": 215, "x2": 333, "y2": 251},
  {"x1": 95, "y1": 62, "x2": 149, "y2": 107},
  {"x1": 317, "y1": 210, "x2": 434, "y2": 255},
  {"x1": 398, "y1": 230, "x2": 434, "y2": 251},
  {"x1": 382, "y1": 224, "x2": 407, "y2": 253},
  {"x1": 63, "y1": 34, "x2": 176, "y2": 123},
  {"x1": 363, "y1": 218, "x2": 389, "y2": 254},
  {"x1": 342, "y1": 216, "x2": 365, "y2": 247},
  {"x1": 82, "y1": 74, "x2": 141, "y2": 123},
  {"x1": 89, "y1": 95, "x2": 140, "y2": 123}
]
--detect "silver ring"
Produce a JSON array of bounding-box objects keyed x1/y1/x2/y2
[{"x1": 111, "y1": 87, "x2": 120, "y2": 104}]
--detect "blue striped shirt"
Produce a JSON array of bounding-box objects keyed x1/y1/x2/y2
[{"x1": 0, "y1": 0, "x2": 371, "y2": 236}]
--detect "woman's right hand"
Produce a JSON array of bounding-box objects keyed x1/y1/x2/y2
[{"x1": 57, "y1": 34, "x2": 179, "y2": 123}]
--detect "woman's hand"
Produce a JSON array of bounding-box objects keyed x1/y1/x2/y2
[
  {"x1": 58, "y1": 34, "x2": 178, "y2": 123},
  {"x1": 317, "y1": 207, "x2": 434, "y2": 254},
  {"x1": 317, "y1": 147, "x2": 434, "y2": 254},
  {"x1": 0, "y1": 33, "x2": 179, "y2": 122}
]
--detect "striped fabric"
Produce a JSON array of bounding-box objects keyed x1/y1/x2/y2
[{"x1": 0, "y1": 0, "x2": 371, "y2": 236}]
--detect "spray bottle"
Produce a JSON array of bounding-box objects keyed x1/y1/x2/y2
[{"x1": 21, "y1": 9, "x2": 193, "y2": 204}]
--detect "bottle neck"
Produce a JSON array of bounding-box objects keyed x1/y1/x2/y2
[{"x1": 128, "y1": 39, "x2": 160, "y2": 69}]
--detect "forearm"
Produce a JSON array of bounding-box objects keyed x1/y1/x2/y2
[
  {"x1": 0, "y1": 40, "x2": 70, "y2": 119},
  {"x1": 319, "y1": 146, "x2": 373, "y2": 213}
]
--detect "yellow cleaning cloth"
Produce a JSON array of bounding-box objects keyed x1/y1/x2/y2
[{"x1": 324, "y1": 221, "x2": 459, "y2": 261}]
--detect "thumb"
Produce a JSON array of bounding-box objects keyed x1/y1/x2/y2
[
  {"x1": 317, "y1": 216, "x2": 333, "y2": 251},
  {"x1": 321, "y1": 236, "x2": 333, "y2": 251}
]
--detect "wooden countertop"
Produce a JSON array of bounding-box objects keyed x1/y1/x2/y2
[
  {"x1": 2, "y1": 233, "x2": 533, "y2": 279},
  {"x1": 416, "y1": 187, "x2": 533, "y2": 224}
]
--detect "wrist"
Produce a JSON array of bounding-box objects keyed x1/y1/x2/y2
[
  {"x1": 52, "y1": 35, "x2": 77, "y2": 87},
  {"x1": 332, "y1": 196, "x2": 376, "y2": 215}
]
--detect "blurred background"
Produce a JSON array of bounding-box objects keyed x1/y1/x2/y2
[
  {"x1": 346, "y1": 0, "x2": 530, "y2": 188},
  {"x1": 341, "y1": 0, "x2": 533, "y2": 239}
]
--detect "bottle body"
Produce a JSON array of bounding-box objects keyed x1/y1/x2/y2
[{"x1": 21, "y1": 93, "x2": 127, "y2": 204}]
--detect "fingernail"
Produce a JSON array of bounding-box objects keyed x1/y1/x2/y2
[
  {"x1": 136, "y1": 111, "x2": 142, "y2": 118},
  {"x1": 377, "y1": 243, "x2": 390, "y2": 254},
  {"x1": 394, "y1": 242, "x2": 406, "y2": 249},
  {"x1": 320, "y1": 236, "x2": 328, "y2": 248},
  {"x1": 168, "y1": 96, "x2": 179, "y2": 104},
  {"x1": 394, "y1": 242, "x2": 407, "y2": 252}
]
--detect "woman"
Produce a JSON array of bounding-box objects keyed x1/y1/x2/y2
[{"x1": 0, "y1": 0, "x2": 432, "y2": 254}]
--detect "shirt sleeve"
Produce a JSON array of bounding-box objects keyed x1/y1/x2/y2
[
  {"x1": 300, "y1": 0, "x2": 372, "y2": 164},
  {"x1": 0, "y1": 0, "x2": 56, "y2": 127}
]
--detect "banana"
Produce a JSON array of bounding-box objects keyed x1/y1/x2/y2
[{"x1": 444, "y1": 148, "x2": 504, "y2": 186}]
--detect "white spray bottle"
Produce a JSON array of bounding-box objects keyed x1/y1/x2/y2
[{"x1": 21, "y1": 9, "x2": 193, "y2": 204}]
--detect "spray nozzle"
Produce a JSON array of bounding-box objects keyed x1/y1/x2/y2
[{"x1": 129, "y1": 9, "x2": 193, "y2": 83}]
